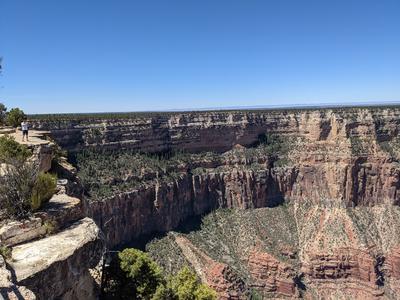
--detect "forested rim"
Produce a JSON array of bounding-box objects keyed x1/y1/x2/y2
[{"x1": 27, "y1": 104, "x2": 400, "y2": 121}]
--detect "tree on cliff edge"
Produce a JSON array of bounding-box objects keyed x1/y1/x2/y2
[
  {"x1": 0, "y1": 58, "x2": 5, "y2": 125},
  {"x1": 108, "y1": 248, "x2": 218, "y2": 300},
  {"x1": 6, "y1": 108, "x2": 26, "y2": 128},
  {"x1": 119, "y1": 248, "x2": 164, "y2": 299},
  {"x1": 0, "y1": 103, "x2": 6, "y2": 125}
]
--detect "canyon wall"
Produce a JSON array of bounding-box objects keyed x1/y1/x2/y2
[
  {"x1": 28, "y1": 107, "x2": 400, "y2": 299},
  {"x1": 76, "y1": 108, "x2": 400, "y2": 248},
  {"x1": 30, "y1": 108, "x2": 400, "y2": 154}
]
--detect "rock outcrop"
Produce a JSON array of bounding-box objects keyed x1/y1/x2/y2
[
  {"x1": 174, "y1": 236, "x2": 247, "y2": 300},
  {"x1": 9, "y1": 218, "x2": 103, "y2": 300},
  {"x1": 0, "y1": 217, "x2": 47, "y2": 247},
  {"x1": 247, "y1": 249, "x2": 297, "y2": 297},
  {"x1": 1, "y1": 179, "x2": 104, "y2": 300},
  {"x1": 0, "y1": 131, "x2": 104, "y2": 300},
  {"x1": 302, "y1": 249, "x2": 383, "y2": 298}
]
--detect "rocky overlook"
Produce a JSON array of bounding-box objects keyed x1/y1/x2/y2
[{"x1": 1, "y1": 106, "x2": 400, "y2": 299}]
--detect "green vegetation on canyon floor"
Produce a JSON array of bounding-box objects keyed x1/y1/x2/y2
[
  {"x1": 147, "y1": 206, "x2": 299, "y2": 280},
  {"x1": 75, "y1": 133, "x2": 293, "y2": 200},
  {"x1": 378, "y1": 136, "x2": 400, "y2": 161},
  {"x1": 145, "y1": 201, "x2": 400, "y2": 299}
]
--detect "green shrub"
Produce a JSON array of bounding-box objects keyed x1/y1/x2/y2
[
  {"x1": 0, "y1": 245, "x2": 11, "y2": 260},
  {"x1": 0, "y1": 161, "x2": 38, "y2": 219},
  {"x1": 193, "y1": 284, "x2": 218, "y2": 300},
  {"x1": 104, "y1": 249, "x2": 218, "y2": 300},
  {"x1": 0, "y1": 162, "x2": 56, "y2": 218},
  {"x1": 6, "y1": 108, "x2": 26, "y2": 128},
  {"x1": 151, "y1": 284, "x2": 175, "y2": 300},
  {"x1": 43, "y1": 220, "x2": 57, "y2": 235},
  {"x1": 256, "y1": 133, "x2": 292, "y2": 166},
  {"x1": 0, "y1": 135, "x2": 31, "y2": 163},
  {"x1": 170, "y1": 266, "x2": 198, "y2": 299},
  {"x1": 52, "y1": 142, "x2": 68, "y2": 164},
  {"x1": 350, "y1": 135, "x2": 364, "y2": 156},
  {"x1": 31, "y1": 172, "x2": 57, "y2": 211},
  {"x1": 119, "y1": 248, "x2": 164, "y2": 299},
  {"x1": 379, "y1": 137, "x2": 400, "y2": 161},
  {"x1": 151, "y1": 266, "x2": 217, "y2": 300},
  {"x1": 170, "y1": 266, "x2": 217, "y2": 300},
  {"x1": 257, "y1": 133, "x2": 290, "y2": 156}
]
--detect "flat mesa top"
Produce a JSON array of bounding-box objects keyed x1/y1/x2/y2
[{"x1": 27, "y1": 103, "x2": 400, "y2": 121}]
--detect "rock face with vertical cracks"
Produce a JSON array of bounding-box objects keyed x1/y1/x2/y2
[{"x1": 85, "y1": 168, "x2": 299, "y2": 248}]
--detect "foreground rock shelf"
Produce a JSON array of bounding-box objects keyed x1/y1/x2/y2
[{"x1": 9, "y1": 218, "x2": 103, "y2": 300}]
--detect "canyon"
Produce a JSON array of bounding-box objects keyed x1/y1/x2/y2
[{"x1": 1, "y1": 106, "x2": 400, "y2": 299}]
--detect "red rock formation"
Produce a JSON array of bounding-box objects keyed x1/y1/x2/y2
[
  {"x1": 247, "y1": 249, "x2": 297, "y2": 297},
  {"x1": 302, "y1": 248, "x2": 383, "y2": 298},
  {"x1": 205, "y1": 264, "x2": 247, "y2": 300},
  {"x1": 384, "y1": 246, "x2": 400, "y2": 279},
  {"x1": 383, "y1": 247, "x2": 400, "y2": 297},
  {"x1": 174, "y1": 236, "x2": 247, "y2": 300}
]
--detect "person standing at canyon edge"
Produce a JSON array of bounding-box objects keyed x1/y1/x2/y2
[{"x1": 21, "y1": 119, "x2": 29, "y2": 142}]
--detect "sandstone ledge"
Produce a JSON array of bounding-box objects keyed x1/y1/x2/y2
[
  {"x1": 9, "y1": 217, "x2": 103, "y2": 300},
  {"x1": 0, "y1": 193, "x2": 82, "y2": 247},
  {"x1": 42, "y1": 193, "x2": 83, "y2": 227},
  {"x1": 0, "y1": 217, "x2": 47, "y2": 247}
]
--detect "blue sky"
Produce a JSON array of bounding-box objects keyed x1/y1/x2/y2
[{"x1": 1, "y1": 0, "x2": 400, "y2": 114}]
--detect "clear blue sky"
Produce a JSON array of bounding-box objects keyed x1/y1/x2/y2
[{"x1": 1, "y1": 0, "x2": 400, "y2": 114}]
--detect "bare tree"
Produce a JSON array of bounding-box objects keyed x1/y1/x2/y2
[{"x1": 0, "y1": 160, "x2": 39, "y2": 219}]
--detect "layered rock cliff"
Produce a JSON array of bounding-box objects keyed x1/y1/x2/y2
[
  {"x1": 30, "y1": 107, "x2": 400, "y2": 154},
  {"x1": 22, "y1": 106, "x2": 400, "y2": 299},
  {"x1": 80, "y1": 108, "x2": 400, "y2": 247}
]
